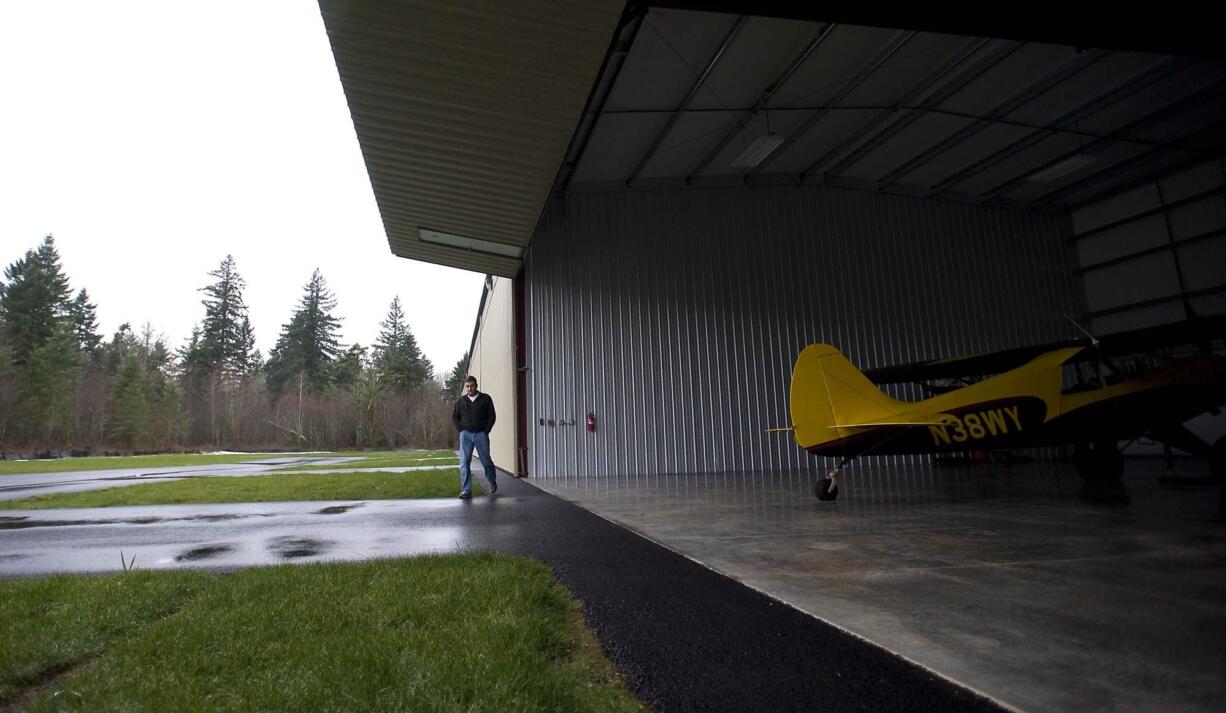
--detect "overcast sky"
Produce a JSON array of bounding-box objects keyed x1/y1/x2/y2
[{"x1": 0, "y1": 1, "x2": 486, "y2": 376}]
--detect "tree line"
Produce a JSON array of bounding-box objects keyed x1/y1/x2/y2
[{"x1": 0, "y1": 236, "x2": 472, "y2": 454}]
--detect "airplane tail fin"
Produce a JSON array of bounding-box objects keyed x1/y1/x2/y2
[{"x1": 790, "y1": 344, "x2": 906, "y2": 449}]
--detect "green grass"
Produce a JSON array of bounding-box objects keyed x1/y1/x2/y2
[
  {"x1": 2, "y1": 555, "x2": 643, "y2": 712},
  {"x1": 0, "y1": 453, "x2": 287, "y2": 476},
  {"x1": 0, "y1": 470, "x2": 477, "y2": 510},
  {"x1": 324, "y1": 449, "x2": 456, "y2": 459},
  {"x1": 282, "y1": 450, "x2": 459, "y2": 471},
  {"x1": 0, "y1": 570, "x2": 215, "y2": 705}
]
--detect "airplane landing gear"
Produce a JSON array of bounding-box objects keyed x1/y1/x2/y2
[
  {"x1": 1074, "y1": 442, "x2": 1128, "y2": 504},
  {"x1": 814, "y1": 471, "x2": 840, "y2": 501},
  {"x1": 815, "y1": 460, "x2": 851, "y2": 501}
]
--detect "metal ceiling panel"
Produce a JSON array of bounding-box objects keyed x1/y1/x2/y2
[
  {"x1": 1005, "y1": 53, "x2": 1161, "y2": 127},
  {"x1": 936, "y1": 43, "x2": 1078, "y2": 117},
  {"x1": 856, "y1": 112, "x2": 968, "y2": 184},
  {"x1": 836, "y1": 32, "x2": 969, "y2": 108},
  {"x1": 569, "y1": 112, "x2": 672, "y2": 183},
  {"x1": 1074, "y1": 63, "x2": 1226, "y2": 136},
  {"x1": 318, "y1": 0, "x2": 623, "y2": 277},
  {"x1": 695, "y1": 108, "x2": 812, "y2": 177},
  {"x1": 605, "y1": 9, "x2": 739, "y2": 112},
  {"x1": 765, "y1": 24, "x2": 891, "y2": 109},
  {"x1": 689, "y1": 16, "x2": 822, "y2": 110},
  {"x1": 899, "y1": 123, "x2": 1037, "y2": 189},
  {"x1": 764, "y1": 108, "x2": 879, "y2": 173},
  {"x1": 636, "y1": 110, "x2": 739, "y2": 180}
]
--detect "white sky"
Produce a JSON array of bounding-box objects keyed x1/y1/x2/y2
[{"x1": 0, "y1": 1, "x2": 486, "y2": 376}]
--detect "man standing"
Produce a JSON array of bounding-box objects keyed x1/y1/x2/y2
[{"x1": 452, "y1": 375, "x2": 497, "y2": 499}]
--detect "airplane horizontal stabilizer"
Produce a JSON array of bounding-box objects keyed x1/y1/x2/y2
[{"x1": 790, "y1": 344, "x2": 906, "y2": 448}]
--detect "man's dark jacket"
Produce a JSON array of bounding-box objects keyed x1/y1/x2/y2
[{"x1": 453, "y1": 393, "x2": 496, "y2": 433}]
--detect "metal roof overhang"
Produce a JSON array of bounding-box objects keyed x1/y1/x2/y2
[{"x1": 318, "y1": 0, "x2": 625, "y2": 277}]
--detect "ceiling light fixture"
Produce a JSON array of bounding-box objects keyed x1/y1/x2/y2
[
  {"x1": 418, "y1": 228, "x2": 524, "y2": 259},
  {"x1": 1027, "y1": 154, "x2": 1097, "y2": 182},
  {"x1": 732, "y1": 134, "x2": 784, "y2": 168}
]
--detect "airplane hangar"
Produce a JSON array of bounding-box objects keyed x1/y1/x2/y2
[{"x1": 318, "y1": 2, "x2": 1226, "y2": 710}]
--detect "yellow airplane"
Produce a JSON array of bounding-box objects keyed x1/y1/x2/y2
[{"x1": 789, "y1": 318, "x2": 1226, "y2": 501}]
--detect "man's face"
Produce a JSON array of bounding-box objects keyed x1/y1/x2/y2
[{"x1": 464, "y1": 382, "x2": 477, "y2": 396}]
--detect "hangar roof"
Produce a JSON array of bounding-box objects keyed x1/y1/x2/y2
[{"x1": 319, "y1": 2, "x2": 1226, "y2": 277}]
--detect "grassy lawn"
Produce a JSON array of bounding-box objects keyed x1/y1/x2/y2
[
  {"x1": 281, "y1": 450, "x2": 459, "y2": 471},
  {"x1": 1, "y1": 555, "x2": 642, "y2": 712},
  {"x1": 0, "y1": 453, "x2": 288, "y2": 476},
  {"x1": 0, "y1": 470, "x2": 476, "y2": 510}
]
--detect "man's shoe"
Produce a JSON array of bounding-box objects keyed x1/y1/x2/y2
[
  {"x1": 458, "y1": 492, "x2": 472, "y2": 499},
  {"x1": 489, "y1": 482, "x2": 498, "y2": 495}
]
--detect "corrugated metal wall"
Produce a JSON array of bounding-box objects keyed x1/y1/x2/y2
[
  {"x1": 524, "y1": 184, "x2": 1082, "y2": 477},
  {"x1": 1068, "y1": 158, "x2": 1226, "y2": 453},
  {"x1": 1069, "y1": 159, "x2": 1226, "y2": 335}
]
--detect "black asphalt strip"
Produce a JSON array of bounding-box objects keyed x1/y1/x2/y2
[{"x1": 463, "y1": 472, "x2": 1002, "y2": 712}]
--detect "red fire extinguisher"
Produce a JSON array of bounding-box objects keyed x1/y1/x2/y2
[{"x1": 586, "y1": 412, "x2": 596, "y2": 433}]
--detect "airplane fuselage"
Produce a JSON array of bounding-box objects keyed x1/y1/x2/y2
[{"x1": 803, "y1": 355, "x2": 1226, "y2": 458}]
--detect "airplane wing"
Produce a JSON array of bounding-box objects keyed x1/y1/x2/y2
[
  {"x1": 831, "y1": 421, "x2": 946, "y2": 428},
  {"x1": 863, "y1": 315, "x2": 1226, "y2": 385}
]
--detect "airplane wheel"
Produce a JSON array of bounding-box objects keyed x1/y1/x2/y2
[
  {"x1": 814, "y1": 476, "x2": 839, "y2": 501},
  {"x1": 1075, "y1": 442, "x2": 1129, "y2": 504},
  {"x1": 1073, "y1": 442, "x2": 1123, "y2": 485},
  {"x1": 1097, "y1": 442, "x2": 1124, "y2": 482}
]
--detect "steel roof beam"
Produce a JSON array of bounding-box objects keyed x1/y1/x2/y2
[
  {"x1": 875, "y1": 48, "x2": 1108, "y2": 186},
  {"x1": 799, "y1": 37, "x2": 1000, "y2": 181},
  {"x1": 982, "y1": 77, "x2": 1226, "y2": 201},
  {"x1": 747, "y1": 29, "x2": 916, "y2": 179},
  {"x1": 930, "y1": 56, "x2": 1193, "y2": 196},
  {"x1": 684, "y1": 22, "x2": 836, "y2": 186},
  {"x1": 625, "y1": 16, "x2": 748, "y2": 187}
]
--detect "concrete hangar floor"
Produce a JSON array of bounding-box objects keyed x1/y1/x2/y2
[{"x1": 529, "y1": 457, "x2": 1226, "y2": 712}]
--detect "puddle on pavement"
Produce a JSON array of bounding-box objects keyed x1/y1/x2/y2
[
  {"x1": 0, "y1": 512, "x2": 271, "y2": 529},
  {"x1": 0, "y1": 518, "x2": 107, "y2": 530},
  {"x1": 175, "y1": 544, "x2": 235, "y2": 561},
  {"x1": 189, "y1": 514, "x2": 250, "y2": 522},
  {"x1": 268, "y1": 536, "x2": 331, "y2": 559},
  {"x1": 315, "y1": 503, "x2": 363, "y2": 515}
]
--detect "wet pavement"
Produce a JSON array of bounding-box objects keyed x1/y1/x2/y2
[
  {"x1": 0, "y1": 468, "x2": 999, "y2": 712},
  {"x1": 0, "y1": 456, "x2": 364, "y2": 501},
  {"x1": 532, "y1": 459, "x2": 1226, "y2": 713},
  {"x1": 0, "y1": 498, "x2": 479, "y2": 573}
]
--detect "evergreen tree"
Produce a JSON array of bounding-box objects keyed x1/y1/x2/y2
[
  {"x1": 149, "y1": 378, "x2": 185, "y2": 447},
  {"x1": 111, "y1": 351, "x2": 149, "y2": 447},
  {"x1": 265, "y1": 269, "x2": 343, "y2": 396},
  {"x1": 22, "y1": 323, "x2": 81, "y2": 443},
  {"x1": 443, "y1": 350, "x2": 470, "y2": 397},
  {"x1": 372, "y1": 296, "x2": 432, "y2": 392},
  {"x1": 238, "y1": 316, "x2": 260, "y2": 374},
  {"x1": 333, "y1": 343, "x2": 367, "y2": 392},
  {"x1": 70, "y1": 288, "x2": 102, "y2": 355},
  {"x1": 0, "y1": 320, "x2": 18, "y2": 446},
  {"x1": 106, "y1": 323, "x2": 181, "y2": 448},
  {"x1": 0, "y1": 236, "x2": 74, "y2": 366},
  {"x1": 0, "y1": 236, "x2": 93, "y2": 445},
  {"x1": 192, "y1": 255, "x2": 258, "y2": 381},
  {"x1": 180, "y1": 256, "x2": 258, "y2": 446}
]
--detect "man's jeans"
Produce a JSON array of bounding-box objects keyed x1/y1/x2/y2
[{"x1": 459, "y1": 430, "x2": 496, "y2": 495}]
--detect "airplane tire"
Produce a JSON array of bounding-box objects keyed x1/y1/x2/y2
[
  {"x1": 1073, "y1": 442, "x2": 1123, "y2": 485},
  {"x1": 1097, "y1": 442, "x2": 1124, "y2": 482},
  {"x1": 814, "y1": 477, "x2": 839, "y2": 501}
]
